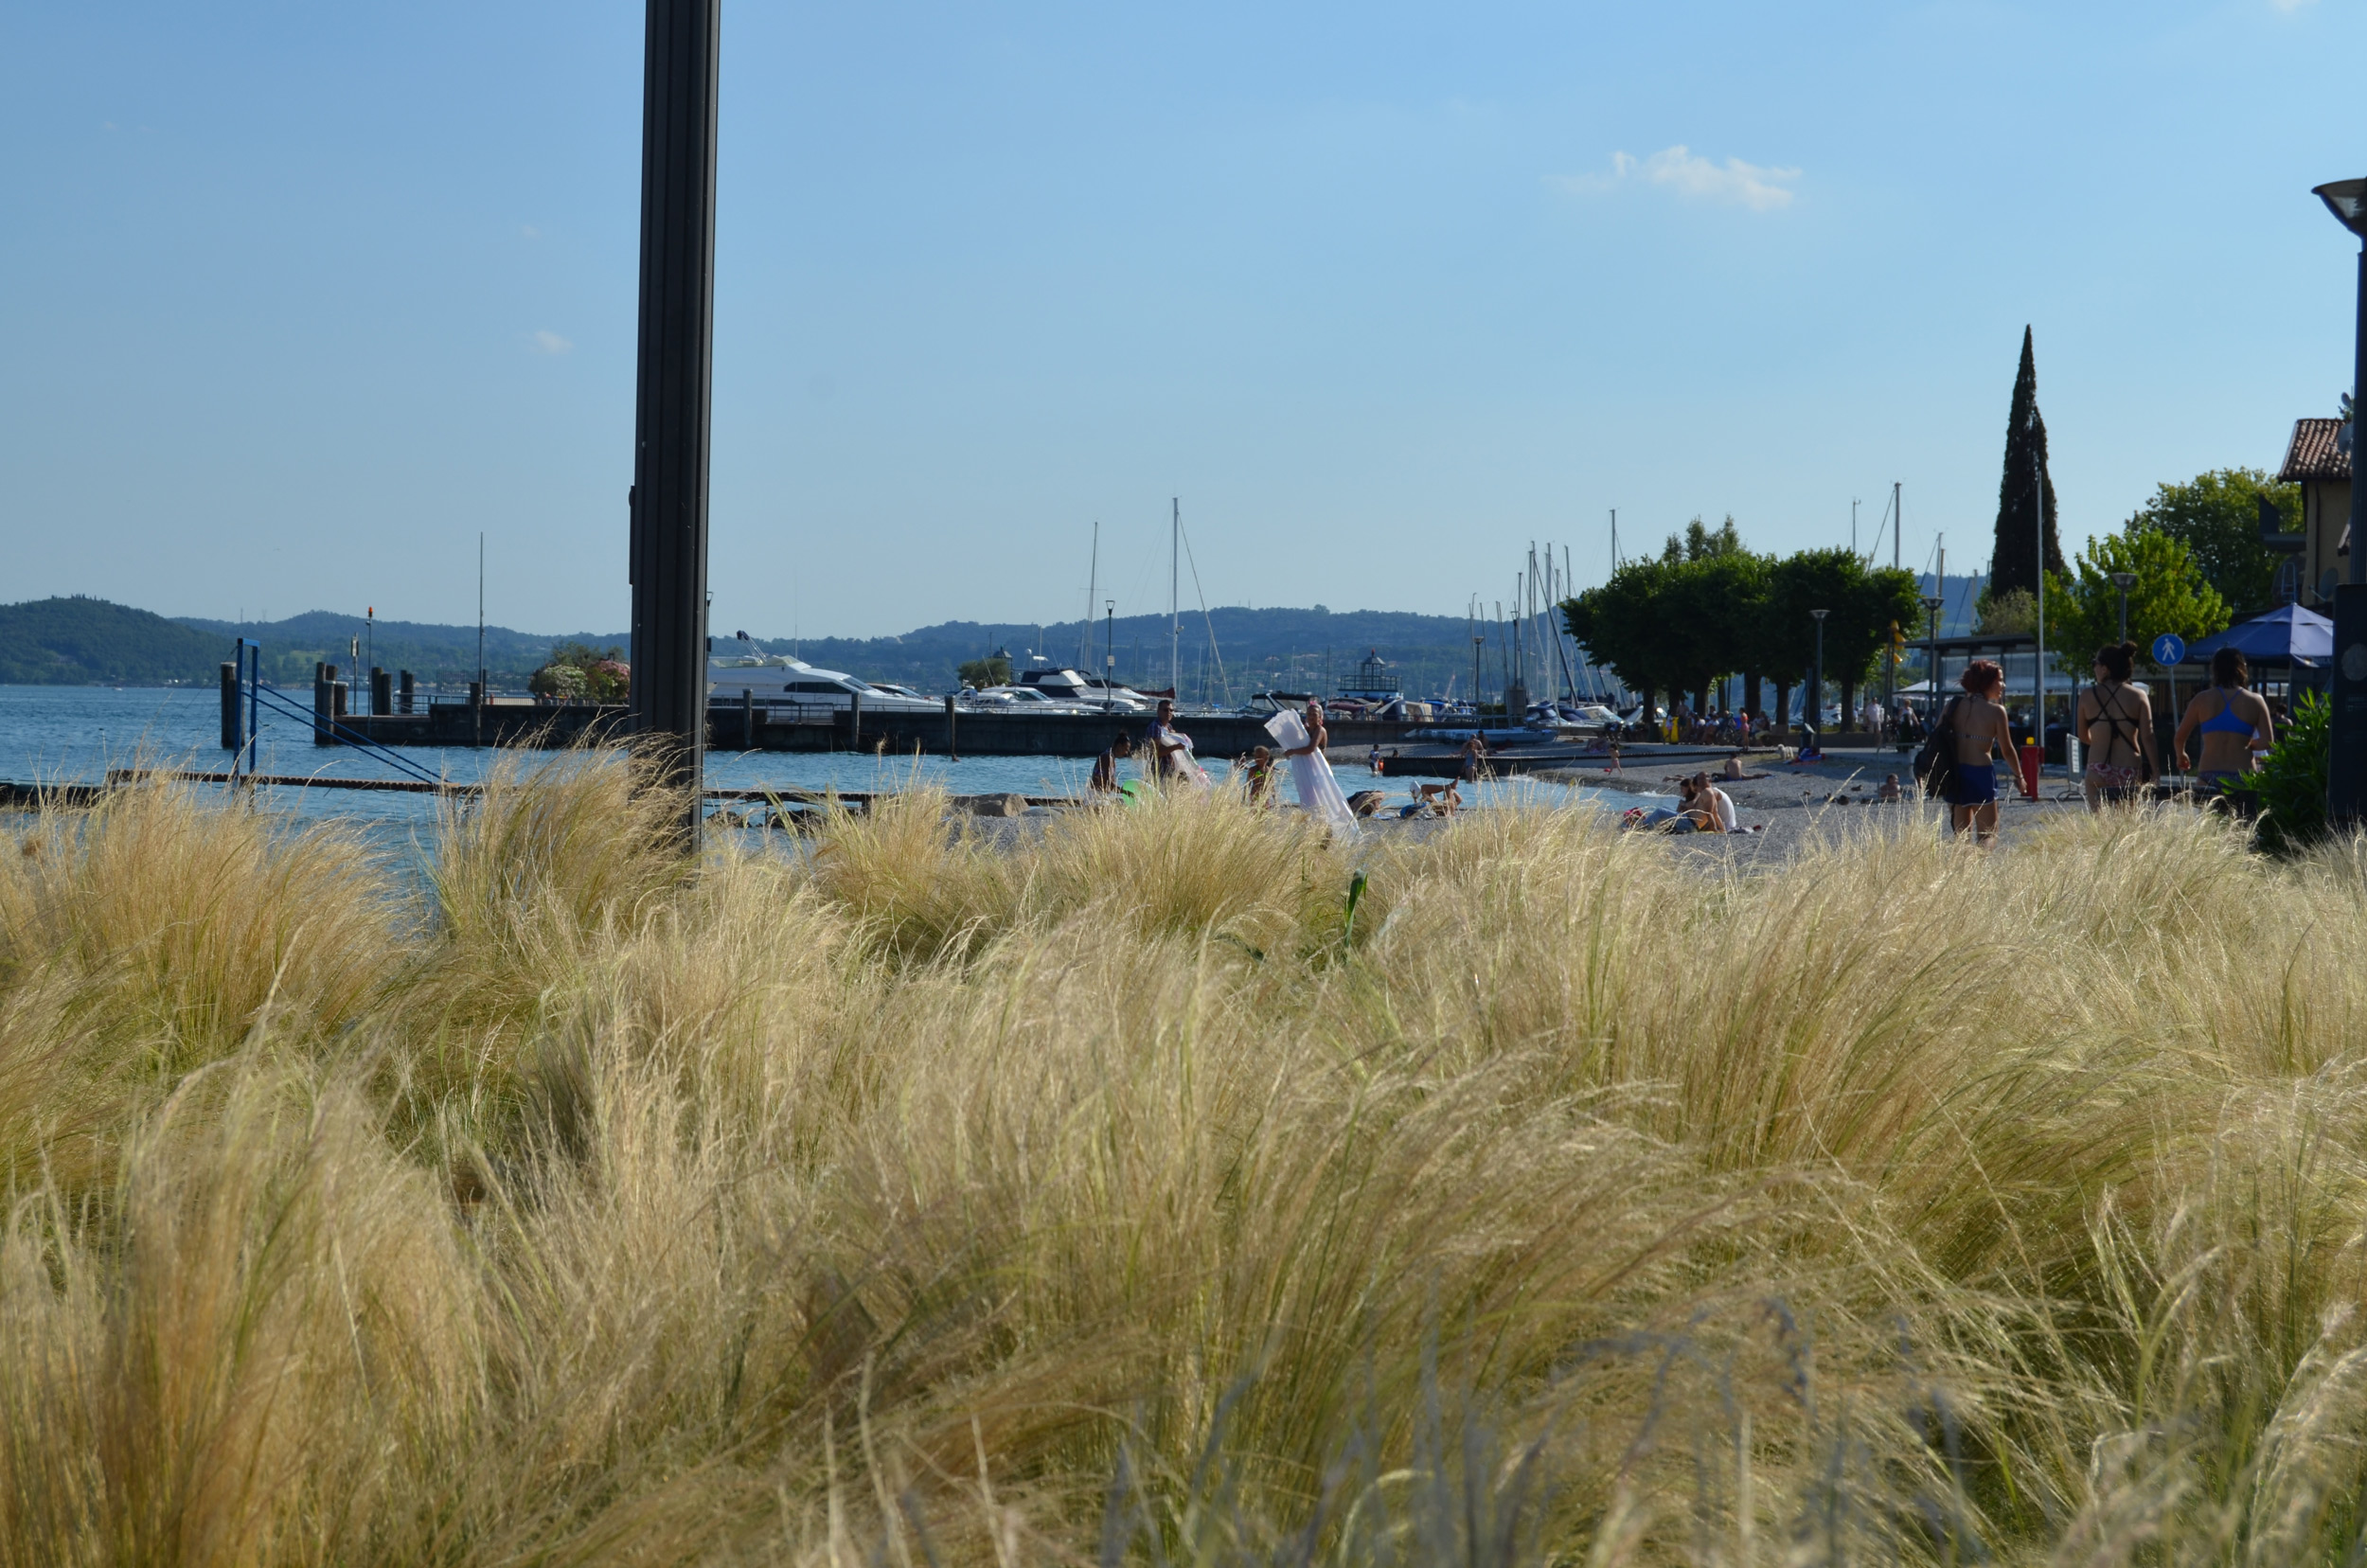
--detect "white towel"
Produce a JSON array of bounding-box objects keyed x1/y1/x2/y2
[{"x1": 1264, "y1": 711, "x2": 1359, "y2": 835}]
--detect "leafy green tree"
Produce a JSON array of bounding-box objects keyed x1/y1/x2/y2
[
  {"x1": 1566, "y1": 559, "x2": 1683, "y2": 717},
  {"x1": 1991, "y1": 326, "x2": 2065, "y2": 597},
  {"x1": 2045, "y1": 528, "x2": 2230, "y2": 671},
  {"x1": 957, "y1": 654, "x2": 1012, "y2": 688},
  {"x1": 1660, "y1": 515, "x2": 1744, "y2": 563},
  {"x1": 2124, "y1": 469, "x2": 2301, "y2": 613},
  {"x1": 537, "y1": 640, "x2": 629, "y2": 703}
]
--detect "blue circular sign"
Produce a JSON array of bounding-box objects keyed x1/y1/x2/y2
[{"x1": 2151, "y1": 633, "x2": 2186, "y2": 667}]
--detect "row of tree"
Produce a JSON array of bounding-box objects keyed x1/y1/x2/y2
[{"x1": 1561, "y1": 519, "x2": 1924, "y2": 727}]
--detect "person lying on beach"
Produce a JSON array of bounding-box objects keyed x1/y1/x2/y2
[{"x1": 1877, "y1": 774, "x2": 1902, "y2": 802}]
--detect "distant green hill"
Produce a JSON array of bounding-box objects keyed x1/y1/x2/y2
[
  {"x1": 0, "y1": 597, "x2": 244, "y2": 686},
  {"x1": 5, "y1": 597, "x2": 1601, "y2": 703}
]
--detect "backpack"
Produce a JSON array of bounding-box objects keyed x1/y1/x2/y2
[{"x1": 1912, "y1": 697, "x2": 1961, "y2": 801}]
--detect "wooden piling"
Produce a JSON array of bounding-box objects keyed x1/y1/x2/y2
[
  {"x1": 944, "y1": 694, "x2": 958, "y2": 760},
  {"x1": 399, "y1": 669, "x2": 415, "y2": 714},
  {"x1": 848, "y1": 691, "x2": 862, "y2": 751},
  {"x1": 371, "y1": 668, "x2": 392, "y2": 717},
  {"x1": 220, "y1": 662, "x2": 240, "y2": 750}
]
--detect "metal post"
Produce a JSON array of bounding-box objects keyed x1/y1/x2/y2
[
  {"x1": 626, "y1": 0, "x2": 722, "y2": 846},
  {"x1": 2035, "y1": 465, "x2": 2047, "y2": 768},
  {"x1": 220, "y1": 662, "x2": 240, "y2": 751},
  {"x1": 1809, "y1": 609, "x2": 1828, "y2": 743},
  {"x1": 741, "y1": 686, "x2": 754, "y2": 751},
  {"x1": 848, "y1": 689, "x2": 862, "y2": 751},
  {"x1": 2332, "y1": 241, "x2": 2367, "y2": 826},
  {"x1": 944, "y1": 693, "x2": 958, "y2": 759}
]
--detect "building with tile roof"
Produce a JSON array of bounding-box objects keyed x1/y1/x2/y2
[{"x1": 2280, "y1": 417, "x2": 2354, "y2": 606}]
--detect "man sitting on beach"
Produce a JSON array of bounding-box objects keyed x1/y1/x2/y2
[
  {"x1": 1090, "y1": 731, "x2": 1133, "y2": 794},
  {"x1": 1688, "y1": 772, "x2": 1736, "y2": 833}
]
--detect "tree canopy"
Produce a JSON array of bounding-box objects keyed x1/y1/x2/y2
[
  {"x1": 1562, "y1": 531, "x2": 1915, "y2": 710},
  {"x1": 2047, "y1": 528, "x2": 2231, "y2": 668},
  {"x1": 2123, "y1": 469, "x2": 2300, "y2": 614}
]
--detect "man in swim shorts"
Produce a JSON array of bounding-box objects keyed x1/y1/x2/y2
[{"x1": 1949, "y1": 660, "x2": 2016, "y2": 845}]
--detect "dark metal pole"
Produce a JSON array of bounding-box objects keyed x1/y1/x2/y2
[
  {"x1": 2332, "y1": 241, "x2": 2367, "y2": 827},
  {"x1": 627, "y1": 0, "x2": 721, "y2": 846}
]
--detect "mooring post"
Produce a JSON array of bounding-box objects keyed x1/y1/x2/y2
[
  {"x1": 848, "y1": 690, "x2": 862, "y2": 751},
  {"x1": 741, "y1": 687, "x2": 754, "y2": 750},
  {"x1": 399, "y1": 669, "x2": 415, "y2": 714},
  {"x1": 220, "y1": 662, "x2": 240, "y2": 750},
  {"x1": 626, "y1": 0, "x2": 722, "y2": 847},
  {"x1": 371, "y1": 668, "x2": 391, "y2": 718},
  {"x1": 944, "y1": 693, "x2": 958, "y2": 759},
  {"x1": 469, "y1": 681, "x2": 484, "y2": 748},
  {"x1": 314, "y1": 665, "x2": 336, "y2": 746}
]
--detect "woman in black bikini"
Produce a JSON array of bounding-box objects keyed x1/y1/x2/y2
[{"x1": 2075, "y1": 640, "x2": 2153, "y2": 810}]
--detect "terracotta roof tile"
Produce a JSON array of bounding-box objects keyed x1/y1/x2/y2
[{"x1": 2280, "y1": 418, "x2": 2352, "y2": 483}]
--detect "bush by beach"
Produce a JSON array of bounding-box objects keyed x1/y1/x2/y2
[{"x1": 2, "y1": 759, "x2": 2365, "y2": 1565}]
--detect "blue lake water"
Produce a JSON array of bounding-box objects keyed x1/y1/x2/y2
[{"x1": 0, "y1": 686, "x2": 1620, "y2": 831}]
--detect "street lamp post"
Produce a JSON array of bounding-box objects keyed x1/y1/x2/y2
[
  {"x1": 2109, "y1": 571, "x2": 2137, "y2": 645},
  {"x1": 1922, "y1": 595, "x2": 1945, "y2": 710},
  {"x1": 2315, "y1": 178, "x2": 2367, "y2": 828},
  {"x1": 1809, "y1": 608, "x2": 1829, "y2": 745}
]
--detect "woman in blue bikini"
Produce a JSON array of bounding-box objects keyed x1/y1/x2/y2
[{"x1": 2173, "y1": 647, "x2": 2273, "y2": 794}]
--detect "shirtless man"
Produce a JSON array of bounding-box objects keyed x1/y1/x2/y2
[
  {"x1": 1948, "y1": 660, "x2": 2018, "y2": 844},
  {"x1": 1685, "y1": 772, "x2": 1737, "y2": 833}
]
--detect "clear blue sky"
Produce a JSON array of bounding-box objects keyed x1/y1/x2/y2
[{"x1": 2, "y1": 2, "x2": 2360, "y2": 640}]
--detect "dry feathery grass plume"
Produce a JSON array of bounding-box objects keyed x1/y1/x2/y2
[{"x1": 3, "y1": 767, "x2": 2367, "y2": 1565}]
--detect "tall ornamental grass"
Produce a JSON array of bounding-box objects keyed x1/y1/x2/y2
[{"x1": 0, "y1": 757, "x2": 2364, "y2": 1565}]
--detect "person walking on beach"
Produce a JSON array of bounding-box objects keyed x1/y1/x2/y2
[
  {"x1": 1144, "y1": 699, "x2": 1190, "y2": 782},
  {"x1": 1459, "y1": 732, "x2": 1489, "y2": 783},
  {"x1": 1267, "y1": 699, "x2": 1358, "y2": 833},
  {"x1": 1090, "y1": 731, "x2": 1133, "y2": 794},
  {"x1": 1948, "y1": 660, "x2": 2017, "y2": 845},
  {"x1": 2075, "y1": 641, "x2": 2154, "y2": 810},
  {"x1": 2174, "y1": 647, "x2": 2273, "y2": 794}
]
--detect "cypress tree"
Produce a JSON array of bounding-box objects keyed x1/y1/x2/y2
[{"x1": 1990, "y1": 325, "x2": 2064, "y2": 597}]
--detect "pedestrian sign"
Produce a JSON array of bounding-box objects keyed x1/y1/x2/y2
[{"x1": 2150, "y1": 633, "x2": 2186, "y2": 667}]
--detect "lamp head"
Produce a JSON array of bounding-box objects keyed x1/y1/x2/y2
[
  {"x1": 1809, "y1": 608, "x2": 1829, "y2": 621},
  {"x1": 2109, "y1": 571, "x2": 2138, "y2": 590},
  {"x1": 2314, "y1": 179, "x2": 2367, "y2": 239},
  {"x1": 1920, "y1": 596, "x2": 1945, "y2": 612}
]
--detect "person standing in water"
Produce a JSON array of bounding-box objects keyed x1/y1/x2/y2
[
  {"x1": 2174, "y1": 647, "x2": 2273, "y2": 794},
  {"x1": 1271, "y1": 699, "x2": 1359, "y2": 833},
  {"x1": 2075, "y1": 641, "x2": 2153, "y2": 810},
  {"x1": 1949, "y1": 660, "x2": 2017, "y2": 845}
]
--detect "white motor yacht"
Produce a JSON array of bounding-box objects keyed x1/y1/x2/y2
[{"x1": 707, "y1": 634, "x2": 943, "y2": 714}]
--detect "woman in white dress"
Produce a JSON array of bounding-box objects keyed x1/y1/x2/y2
[{"x1": 1267, "y1": 699, "x2": 1359, "y2": 835}]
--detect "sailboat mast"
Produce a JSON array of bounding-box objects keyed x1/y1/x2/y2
[
  {"x1": 1081, "y1": 521, "x2": 1097, "y2": 671},
  {"x1": 1169, "y1": 498, "x2": 1180, "y2": 701}
]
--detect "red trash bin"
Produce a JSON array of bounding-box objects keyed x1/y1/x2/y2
[{"x1": 2018, "y1": 740, "x2": 2042, "y2": 800}]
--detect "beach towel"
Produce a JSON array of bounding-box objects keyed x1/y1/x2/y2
[{"x1": 1264, "y1": 711, "x2": 1359, "y2": 835}]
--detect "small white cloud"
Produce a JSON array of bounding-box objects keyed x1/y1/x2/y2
[
  {"x1": 528, "y1": 330, "x2": 572, "y2": 355},
  {"x1": 520, "y1": 223, "x2": 540, "y2": 239},
  {"x1": 1551, "y1": 144, "x2": 1802, "y2": 211},
  {"x1": 102, "y1": 120, "x2": 118, "y2": 131}
]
